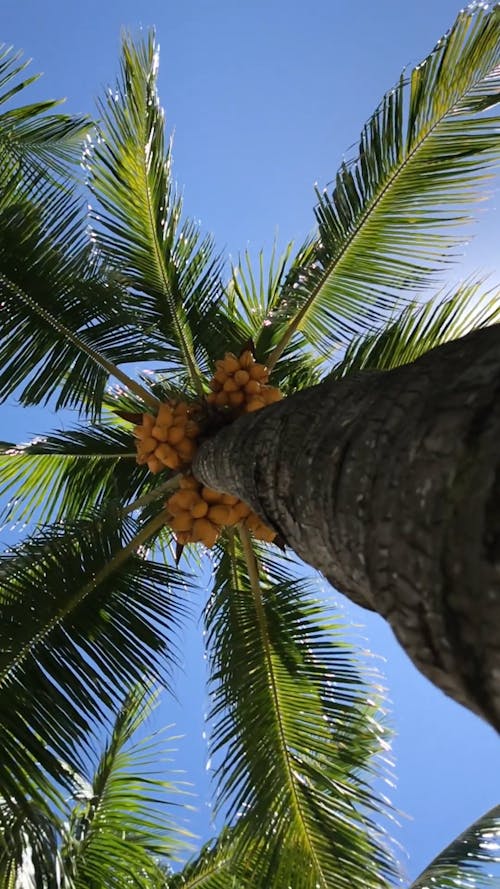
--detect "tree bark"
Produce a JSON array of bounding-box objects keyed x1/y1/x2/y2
[{"x1": 194, "y1": 324, "x2": 500, "y2": 731}]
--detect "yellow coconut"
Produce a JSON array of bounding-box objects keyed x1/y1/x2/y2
[
  {"x1": 244, "y1": 512, "x2": 261, "y2": 532},
  {"x1": 261, "y1": 386, "x2": 283, "y2": 404},
  {"x1": 228, "y1": 391, "x2": 245, "y2": 408},
  {"x1": 191, "y1": 500, "x2": 209, "y2": 518},
  {"x1": 215, "y1": 391, "x2": 228, "y2": 407},
  {"x1": 232, "y1": 501, "x2": 251, "y2": 521},
  {"x1": 220, "y1": 493, "x2": 239, "y2": 506},
  {"x1": 147, "y1": 455, "x2": 164, "y2": 474},
  {"x1": 253, "y1": 523, "x2": 276, "y2": 542},
  {"x1": 167, "y1": 425, "x2": 185, "y2": 445},
  {"x1": 238, "y1": 350, "x2": 254, "y2": 369},
  {"x1": 245, "y1": 397, "x2": 266, "y2": 412},
  {"x1": 177, "y1": 438, "x2": 196, "y2": 462},
  {"x1": 222, "y1": 353, "x2": 240, "y2": 374},
  {"x1": 248, "y1": 363, "x2": 268, "y2": 382},
  {"x1": 184, "y1": 420, "x2": 200, "y2": 439},
  {"x1": 234, "y1": 369, "x2": 250, "y2": 387},
  {"x1": 170, "y1": 511, "x2": 194, "y2": 532},
  {"x1": 151, "y1": 424, "x2": 169, "y2": 441},
  {"x1": 155, "y1": 443, "x2": 182, "y2": 470},
  {"x1": 201, "y1": 486, "x2": 222, "y2": 504},
  {"x1": 179, "y1": 475, "x2": 200, "y2": 490},
  {"x1": 244, "y1": 380, "x2": 261, "y2": 396},
  {"x1": 136, "y1": 435, "x2": 157, "y2": 457},
  {"x1": 156, "y1": 404, "x2": 174, "y2": 426},
  {"x1": 192, "y1": 518, "x2": 219, "y2": 548},
  {"x1": 208, "y1": 504, "x2": 232, "y2": 525}
]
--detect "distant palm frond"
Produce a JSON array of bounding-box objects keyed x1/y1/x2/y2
[{"x1": 409, "y1": 805, "x2": 500, "y2": 889}]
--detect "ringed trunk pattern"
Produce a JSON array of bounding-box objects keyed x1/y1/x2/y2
[{"x1": 194, "y1": 324, "x2": 500, "y2": 730}]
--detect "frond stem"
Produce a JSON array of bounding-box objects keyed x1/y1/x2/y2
[
  {"x1": 139, "y1": 150, "x2": 205, "y2": 398},
  {"x1": 122, "y1": 475, "x2": 180, "y2": 515},
  {"x1": 0, "y1": 450, "x2": 137, "y2": 460}
]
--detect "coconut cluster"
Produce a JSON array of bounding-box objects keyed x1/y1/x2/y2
[
  {"x1": 207, "y1": 350, "x2": 282, "y2": 413},
  {"x1": 132, "y1": 349, "x2": 283, "y2": 550},
  {"x1": 133, "y1": 401, "x2": 201, "y2": 473},
  {"x1": 165, "y1": 476, "x2": 277, "y2": 548}
]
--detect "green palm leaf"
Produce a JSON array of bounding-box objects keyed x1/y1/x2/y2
[
  {"x1": 0, "y1": 177, "x2": 162, "y2": 415},
  {"x1": 89, "y1": 33, "x2": 224, "y2": 394},
  {"x1": 0, "y1": 507, "x2": 188, "y2": 817},
  {"x1": 60, "y1": 684, "x2": 187, "y2": 889},
  {"x1": 203, "y1": 536, "x2": 397, "y2": 888},
  {"x1": 167, "y1": 828, "x2": 256, "y2": 888},
  {"x1": 0, "y1": 43, "x2": 90, "y2": 183},
  {"x1": 267, "y1": 4, "x2": 500, "y2": 364},
  {"x1": 408, "y1": 805, "x2": 500, "y2": 889},
  {"x1": 0, "y1": 424, "x2": 155, "y2": 526},
  {"x1": 0, "y1": 788, "x2": 61, "y2": 889},
  {"x1": 329, "y1": 279, "x2": 500, "y2": 379},
  {"x1": 211, "y1": 243, "x2": 326, "y2": 391}
]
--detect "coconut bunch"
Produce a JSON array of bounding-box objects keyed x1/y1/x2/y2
[
  {"x1": 133, "y1": 401, "x2": 201, "y2": 473},
  {"x1": 165, "y1": 476, "x2": 277, "y2": 549},
  {"x1": 207, "y1": 350, "x2": 283, "y2": 413},
  {"x1": 131, "y1": 348, "x2": 283, "y2": 552}
]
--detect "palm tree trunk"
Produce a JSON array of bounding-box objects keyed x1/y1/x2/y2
[{"x1": 194, "y1": 324, "x2": 500, "y2": 730}]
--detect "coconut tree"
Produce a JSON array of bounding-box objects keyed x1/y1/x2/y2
[{"x1": 0, "y1": 4, "x2": 500, "y2": 888}]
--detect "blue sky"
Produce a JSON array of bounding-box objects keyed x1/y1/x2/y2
[{"x1": 0, "y1": 0, "x2": 499, "y2": 881}]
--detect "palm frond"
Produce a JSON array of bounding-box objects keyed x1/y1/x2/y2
[
  {"x1": 0, "y1": 43, "x2": 90, "y2": 183},
  {"x1": 203, "y1": 536, "x2": 397, "y2": 888},
  {"x1": 267, "y1": 4, "x2": 500, "y2": 364},
  {"x1": 218, "y1": 243, "x2": 327, "y2": 386},
  {"x1": 60, "y1": 684, "x2": 188, "y2": 889},
  {"x1": 409, "y1": 805, "x2": 500, "y2": 889},
  {"x1": 89, "y1": 33, "x2": 225, "y2": 394},
  {"x1": 0, "y1": 507, "x2": 189, "y2": 817},
  {"x1": 0, "y1": 789, "x2": 61, "y2": 889},
  {"x1": 0, "y1": 424, "x2": 157, "y2": 526},
  {"x1": 329, "y1": 279, "x2": 500, "y2": 379},
  {"x1": 0, "y1": 175, "x2": 161, "y2": 415},
  {"x1": 167, "y1": 828, "x2": 257, "y2": 888}
]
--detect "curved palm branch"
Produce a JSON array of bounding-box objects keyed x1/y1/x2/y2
[
  {"x1": 59, "y1": 684, "x2": 188, "y2": 889},
  {"x1": 0, "y1": 785, "x2": 61, "y2": 889},
  {"x1": 0, "y1": 177, "x2": 161, "y2": 415},
  {"x1": 203, "y1": 536, "x2": 397, "y2": 889},
  {"x1": 0, "y1": 425, "x2": 157, "y2": 526},
  {"x1": 408, "y1": 805, "x2": 500, "y2": 889},
  {"x1": 0, "y1": 43, "x2": 90, "y2": 183},
  {"x1": 329, "y1": 279, "x2": 500, "y2": 378},
  {"x1": 0, "y1": 506, "x2": 189, "y2": 817},
  {"x1": 166, "y1": 827, "x2": 261, "y2": 888},
  {"x1": 267, "y1": 4, "x2": 500, "y2": 365},
  {"x1": 88, "y1": 34, "x2": 225, "y2": 394},
  {"x1": 213, "y1": 243, "x2": 326, "y2": 392}
]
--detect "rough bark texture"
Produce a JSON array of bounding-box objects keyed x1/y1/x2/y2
[{"x1": 194, "y1": 325, "x2": 500, "y2": 731}]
